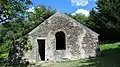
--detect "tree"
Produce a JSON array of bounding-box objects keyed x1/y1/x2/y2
[
  {"x1": 89, "y1": 0, "x2": 120, "y2": 41},
  {"x1": 0, "y1": 0, "x2": 31, "y2": 23},
  {"x1": 0, "y1": 5, "x2": 55, "y2": 59},
  {"x1": 70, "y1": 14, "x2": 89, "y2": 25},
  {"x1": 27, "y1": 5, "x2": 56, "y2": 24}
]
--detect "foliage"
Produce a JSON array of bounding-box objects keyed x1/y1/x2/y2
[
  {"x1": 0, "y1": 53, "x2": 8, "y2": 59},
  {"x1": 88, "y1": 0, "x2": 120, "y2": 41},
  {"x1": 0, "y1": 0, "x2": 32, "y2": 23},
  {"x1": 8, "y1": 36, "x2": 28, "y2": 65},
  {"x1": 73, "y1": 14, "x2": 88, "y2": 25},
  {"x1": 27, "y1": 5, "x2": 56, "y2": 24},
  {"x1": 24, "y1": 40, "x2": 31, "y2": 50},
  {"x1": 0, "y1": 5, "x2": 55, "y2": 59},
  {"x1": 67, "y1": 13, "x2": 89, "y2": 25}
]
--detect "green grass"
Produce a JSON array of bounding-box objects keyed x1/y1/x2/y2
[
  {"x1": 1, "y1": 42, "x2": 120, "y2": 67},
  {"x1": 78, "y1": 42, "x2": 120, "y2": 67},
  {"x1": 42, "y1": 42, "x2": 120, "y2": 67}
]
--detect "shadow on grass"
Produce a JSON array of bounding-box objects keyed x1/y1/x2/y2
[{"x1": 77, "y1": 47, "x2": 120, "y2": 67}]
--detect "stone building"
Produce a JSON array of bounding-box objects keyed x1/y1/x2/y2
[{"x1": 24, "y1": 13, "x2": 99, "y2": 62}]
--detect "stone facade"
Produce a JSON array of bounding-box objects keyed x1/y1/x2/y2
[{"x1": 23, "y1": 13, "x2": 99, "y2": 62}]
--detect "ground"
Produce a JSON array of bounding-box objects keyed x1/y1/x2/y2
[
  {"x1": 29, "y1": 42, "x2": 120, "y2": 67},
  {"x1": 1, "y1": 42, "x2": 120, "y2": 67}
]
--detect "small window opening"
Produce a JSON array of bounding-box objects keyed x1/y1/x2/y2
[{"x1": 55, "y1": 31, "x2": 66, "y2": 50}]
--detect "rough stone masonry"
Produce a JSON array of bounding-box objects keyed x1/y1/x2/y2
[{"x1": 23, "y1": 12, "x2": 100, "y2": 62}]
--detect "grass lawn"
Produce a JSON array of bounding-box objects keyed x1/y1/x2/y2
[
  {"x1": 1, "y1": 42, "x2": 120, "y2": 67},
  {"x1": 77, "y1": 42, "x2": 120, "y2": 67},
  {"x1": 37, "y1": 42, "x2": 120, "y2": 67}
]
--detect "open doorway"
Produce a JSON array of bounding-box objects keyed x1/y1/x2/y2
[{"x1": 37, "y1": 39, "x2": 45, "y2": 61}]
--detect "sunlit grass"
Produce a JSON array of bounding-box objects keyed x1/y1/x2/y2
[
  {"x1": 49, "y1": 42, "x2": 120, "y2": 67},
  {"x1": 100, "y1": 42, "x2": 120, "y2": 51},
  {"x1": 1, "y1": 42, "x2": 120, "y2": 67}
]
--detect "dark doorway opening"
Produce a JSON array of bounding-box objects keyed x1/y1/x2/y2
[
  {"x1": 55, "y1": 31, "x2": 66, "y2": 50},
  {"x1": 37, "y1": 39, "x2": 45, "y2": 61}
]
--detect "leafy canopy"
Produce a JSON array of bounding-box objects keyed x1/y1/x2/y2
[
  {"x1": 88, "y1": 0, "x2": 120, "y2": 41},
  {"x1": 0, "y1": 0, "x2": 31, "y2": 23}
]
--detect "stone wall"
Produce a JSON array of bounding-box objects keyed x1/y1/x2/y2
[{"x1": 23, "y1": 13, "x2": 99, "y2": 62}]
